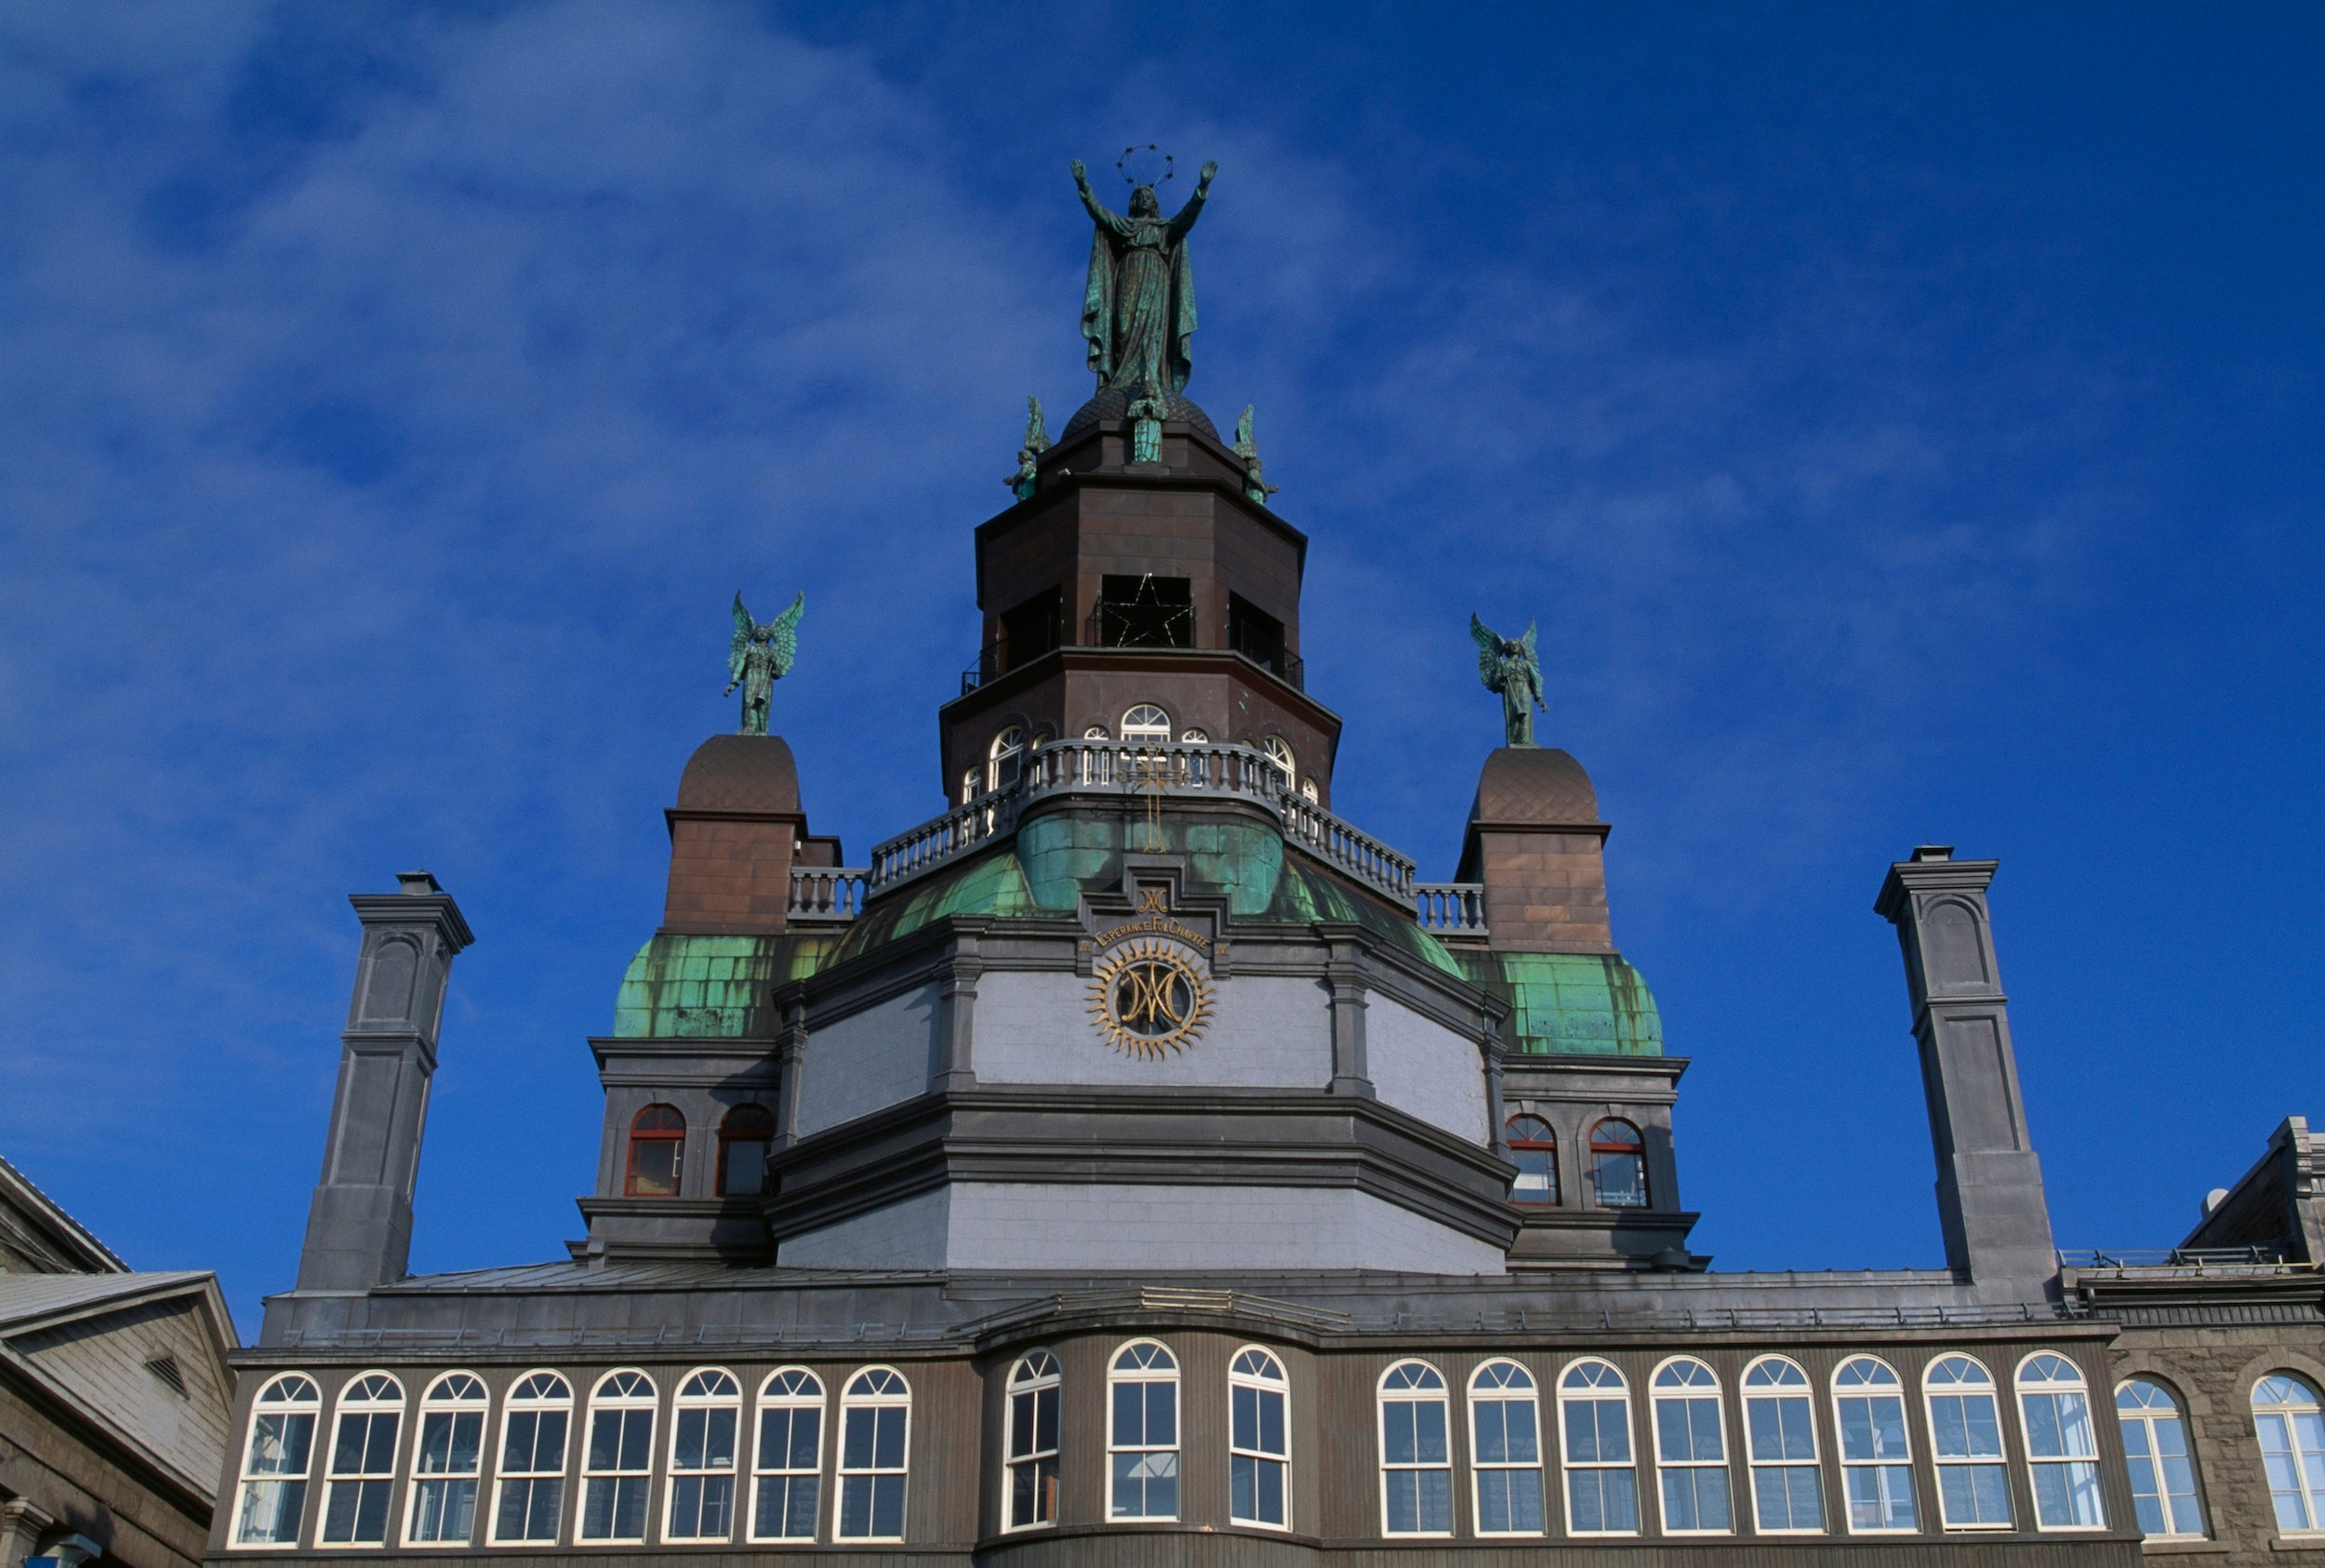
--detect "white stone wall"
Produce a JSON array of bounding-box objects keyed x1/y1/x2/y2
[
  {"x1": 793, "y1": 983, "x2": 940, "y2": 1137},
  {"x1": 1364, "y1": 994, "x2": 1490, "y2": 1145},
  {"x1": 973, "y1": 970, "x2": 1332, "y2": 1089}
]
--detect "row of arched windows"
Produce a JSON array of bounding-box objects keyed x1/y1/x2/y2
[
  {"x1": 621, "y1": 1104, "x2": 771, "y2": 1199},
  {"x1": 963, "y1": 714, "x2": 1317, "y2": 804},
  {"x1": 225, "y1": 1356, "x2": 2325, "y2": 1549},
  {"x1": 1507, "y1": 1116, "x2": 1649, "y2": 1208},
  {"x1": 232, "y1": 1366, "x2": 911, "y2": 1550}
]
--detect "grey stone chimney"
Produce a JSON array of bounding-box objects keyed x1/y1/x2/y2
[
  {"x1": 1875, "y1": 847, "x2": 2057, "y2": 1292},
  {"x1": 293, "y1": 871, "x2": 474, "y2": 1292}
]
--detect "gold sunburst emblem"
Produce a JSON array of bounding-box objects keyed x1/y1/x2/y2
[{"x1": 1089, "y1": 939, "x2": 1211, "y2": 1057}]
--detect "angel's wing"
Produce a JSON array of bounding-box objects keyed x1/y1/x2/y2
[
  {"x1": 1520, "y1": 618, "x2": 1539, "y2": 661},
  {"x1": 729, "y1": 591, "x2": 752, "y2": 683},
  {"x1": 767, "y1": 591, "x2": 805, "y2": 678},
  {"x1": 1469, "y1": 613, "x2": 1506, "y2": 692}
]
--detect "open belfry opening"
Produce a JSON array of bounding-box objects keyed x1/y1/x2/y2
[{"x1": 234, "y1": 153, "x2": 2324, "y2": 1565}]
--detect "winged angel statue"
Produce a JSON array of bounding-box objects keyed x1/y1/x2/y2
[
  {"x1": 725, "y1": 591, "x2": 804, "y2": 736},
  {"x1": 1471, "y1": 613, "x2": 1548, "y2": 748}
]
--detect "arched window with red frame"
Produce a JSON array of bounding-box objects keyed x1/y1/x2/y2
[
  {"x1": 717, "y1": 1105, "x2": 774, "y2": 1197},
  {"x1": 1505, "y1": 1115, "x2": 1559, "y2": 1206},
  {"x1": 626, "y1": 1105, "x2": 685, "y2": 1197},
  {"x1": 1590, "y1": 1120, "x2": 1648, "y2": 1208}
]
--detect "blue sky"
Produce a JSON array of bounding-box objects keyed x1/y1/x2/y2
[{"x1": 3, "y1": 3, "x2": 2318, "y2": 1334}]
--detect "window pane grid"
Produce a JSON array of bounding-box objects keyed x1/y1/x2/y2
[
  {"x1": 405, "y1": 1374, "x2": 486, "y2": 1547},
  {"x1": 2253, "y1": 1375, "x2": 2325, "y2": 1535},
  {"x1": 1229, "y1": 1349, "x2": 1290, "y2": 1530},
  {"x1": 751, "y1": 1369, "x2": 824, "y2": 1542},
  {"x1": 836, "y1": 1368, "x2": 910, "y2": 1541},
  {"x1": 1652, "y1": 1361, "x2": 1731, "y2": 1535},
  {"x1": 1926, "y1": 1357, "x2": 2013, "y2": 1530},
  {"x1": 1744, "y1": 1359, "x2": 1825, "y2": 1535},
  {"x1": 2018, "y1": 1357, "x2": 2103, "y2": 1530},
  {"x1": 1379, "y1": 1362, "x2": 1452, "y2": 1536},
  {"x1": 666, "y1": 1369, "x2": 741, "y2": 1542},
  {"x1": 1560, "y1": 1361, "x2": 1639, "y2": 1535},
  {"x1": 1469, "y1": 1361, "x2": 1544, "y2": 1536},
  {"x1": 490, "y1": 1374, "x2": 571, "y2": 1547},
  {"x1": 1109, "y1": 1342, "x2": 1180, "y2": 1521},
  {"x1": 1006, "y1": 1352, "x2": 1062, "y2": 1531},
  {"x1": 2118, "y1": 1381, "x2": 2204, "y2": 1540},
  {"x1": 321, "y1": 1375, "x2": 404, "y2": 1546},
  {"x1": 578, "y1": 1371, "x2": 655, "y2": 1543},
  {"x1": 234, "y1": 1374, "x2": 321, "y2": 1548},
  {"x1": 1834, "y1": 1358, "x2": 1918, "y2": 1534}
]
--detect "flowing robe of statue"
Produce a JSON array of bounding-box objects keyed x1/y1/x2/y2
[{"x1": 1076, "y1": 163, "x2": 1213, "y2": 394}]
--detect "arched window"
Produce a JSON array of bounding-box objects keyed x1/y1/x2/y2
[
  {"x1": 1261, "y1": 735, "x2": 1295, "y2": 787},
  {"x1": 489, "y1": 1372, "x2": 571, "y2": 1546},
  {"x1": 321, "y1": 1372, "x2": 404, "y2": 1546},
  {"x1": 960, "y1": 766, "x2": 979, "y2": 805},
  {"x1": 1559, "y1": 1360, "x2": 1638, "y2": 1535},
  {"x1": 1589, "y1": 1120, "x2": 1648, "y2": 1208},
  {"x1": 1301, "y1": 777, "x2": 1320, "y2": 803},
  {"x1": 233, "y1": 1372, "x2": 321, "y2": 1547},
  {"x1": 1833, "y1": 1356, "x2": 1917, "y2": 1533},
  {"x1": 1109, "y1": 1341, "x2": 1180, "y2": 1521},
  {"x1": 2017, "y1": 1354, "x2": 2103, "y2": 1529},
  {"x1": 667, "y1": 1368, "x2": 742, "y2": 1541},
  {"x1": 1378, "y1": 1362, "x2": 1452, "y2": 1535},
  {"x1": 2252, "y1": 1374, "x2": 2325, "y2": 1534},
  {"x1": 1744, "y1": 1357, "x2": 1825, "y2": 1533},
  {"x1": 625, "y1": 1105, "x2": 684, "y2": 1197},
  {"x1": 1229, "y1": 1348, "x2": 1290, "y2": 1529},
  {"x1": 1005, "y1": 1350, "x2": 1062, "y2": 1530},
  {"x1": 1121, "y1": 705, "x2": 1171, "y2": 745},
  {"x1": 1925, "y1": 1355, "x2": 2012, "y2": 1529},
  {"x1": 2118, "y1": 1379, "x2": 2203, "y2": 1539},
  {"x1": 1179, "y1": 728, "x2": 1209, "y2": 743},
  {"x1": 578, "y1": 1370, "x2": 656, "y2": 1543},
  {"x1": 989, "y1": 726, "x2": 1026, "y2": 791},
  {"x1": 717, "y1": 1105, "x2": 774, "y2": 1198},
  {"x1": 405, "y1": 1373, "x2": 487, "y2": 1546},
  {"x1": 836, "y1": 1367, "x2": 910, "y2": 1541},
  {"x1": 1468, "y1": 1360, "x2": 1544, "y2": 1535},
  {"x1": 1506, "y1": 1116, "x2": 1559, "y2": 1206},
  {"x1": 751, "y1": 1368, "x2": 824, "y2": 1541},
  {"x1": 1083, "y1": 724, "x2": 1109, "y2": 740},
  {"x1": 1652, "y1": 1359, "x2": 1731, "y2": 1533}
]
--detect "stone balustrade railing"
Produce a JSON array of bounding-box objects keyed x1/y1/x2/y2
[
  {"x1": 1414, "y1": 882, "x2": 1489, "y2": 937},
  {"x1": 787, "y1": 866, "x2": 869, "y2": 923},
  {"x1": 863, "y1": 739, "x2": 1422, "y2": 908}
]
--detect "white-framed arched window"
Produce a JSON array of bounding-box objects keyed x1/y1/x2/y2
[
  {"x1": 1122, "y1": 705, "x2": 1171, "y2": 745},
  {"x1": 1109, "y1": 1341, "x2": 1179, "y2": 1521},
  {"x1": 1744, "y1": 1357, "x2": 1825, "y2": 1533},
  {"x1": 1589, "y1": 1120, "x2": 1648, "y2": 1207},
  {"x1": 836, "y1": 1367, "x2": 910, "y2": 1541},
  {"x1": 1179, "y1": 728, "x2": 1209, "y2": 743},
  {"x1": 1083, "y1": 724, "x2": 1109, "y2": 740},
  {"x1": 989, "y1": 726, "x2": 1026, "y2": 792},
  {"x1": 489, "y1": 1371, "x2": 571, "y2": 1546},
  {"x1": 232, "y1": 1372, "x2": 321, "y2": 1548},
  {"x1": 1229, "y1": 1347, "x2": 1290, "y2": 1529},
  {"x1": 1468, "y1": 1360, "x2": 1544, "y2": 1535},
  {"x1": 2253, "y1": 1374, "x2": 2325, "y2": 1535},
  {"x1": 1378, "y1": 1361, "x2": 1453, "y2": 1535},
  {"x1": 405, "y1": 1372, "x2": 487, "y2": 1547},
  {"x1": 2017, "y1": 1354, "x2": 2103, "y2": 1530},
  {"x1": 1559, "y1": 1360, "x2": 1639, "y2": 1535},
  {"x1": 1300, "y1": 777, "x2": 1320, "y2": 803},
  {"x1": 1652, "y1": 1358, "x2": 1731, "y2": 1533},
  {"x1": 1005, "y1": 1350, "x2": 1062, "y2": 1531},
  {"x1": 1261, "y1": 735, "x2": 1295, "y2": 787},
  {"x1": 1925, "y1": 1354, "x2": 2012, "y2": 1529},
  {"x1": 1833, "y1": 1356, "x2": 1917, "y2": 1533},
  {"x1": 2118, "y1": 1379, "x2": 2203, "y2": 1539},
  {"x1": 667, "y1": 1368, "x2": 742, "y2": 1541},
  {"x1": 751, "y1": 1368, "x2": 824, "y2": 1541},
  {"x1": 578, "y1": 1369, "x2": 656, "y2": 1543},
  {"x1": 321, "y1": 1372, "x2": 405, "y2": 1546},
  {"x1": 961, "y1": 766, "x2": 980, "y2": 804}
]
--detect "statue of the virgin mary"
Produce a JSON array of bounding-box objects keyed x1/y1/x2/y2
[{"x1": 1072, "y1": 158, "x2": 1216, "y2": 395}]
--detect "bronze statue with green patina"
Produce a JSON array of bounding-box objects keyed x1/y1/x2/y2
[
  {"x1": 726, "y1": 591, "x2": 804, "y2": 736},
  {"x1": 1073, "y1": 157, "x2": 1216, "y2": 396},
  {"x1": 1471, "y1": 614, "x2": 1548, "y2": 748}
]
